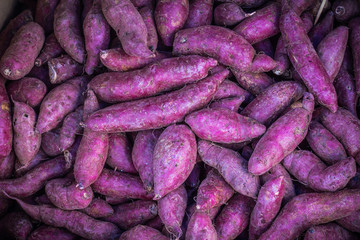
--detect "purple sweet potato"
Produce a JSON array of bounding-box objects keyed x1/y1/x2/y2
[
  {"x1": 35, "y1": 34, "x2": 64, "y2": 67},
  {"x1": 35, "y1": 0, "x2": 59, "y2": 33},
  {"x1": 85, "y1": 69, "x2": 227, "y2": 133},
  {"x1": 309, "y1": 11, "x2": 335, "y2": 49},
  {"x1": 0, "y1": 151, "x2": 15, "y2": 179},
  {"x1": 317, "y1": 26, "x2": 349, "y2": 82},
  {"x1": 155, "y1": 0, "x2": 189, "y2": 46},
  {"x1": 0, "y1": 22, "x2": 45, "y2": 80},
  {"x1": 132, "y1": 129, "x2": 162, "y2": 192},
  {"x1": 90, "y1": 55, "x2": 216, "y2": 103},
  {"x1": 83, "y1": 0, "x2": 110, "y2": 75},
  {"x1": 337, "y1": 210, "x2": 360, "y2": 233},
  {"x1": 146, "y1": 216, "x2": 164, "y2": 231},
  {"x1": 306, "y1": 121, "x2": 347, "y2": 164},
  {"x1": 34, "y1": 194, "x2": 53, "y2": 205},
  {"x1": 280, "y1": 4, "x2": 337, "y2": 112},
  {"x1": 320, "y1": 107, "x2": 360, "y2": 159},
  {"x1": 241, "y1": 81, "x2": 305, "y2": 126},
  {"x1": 74, "y1": 130, "x2": 109, "y2": 189},
  {"x1": 283, "y1": 150, "x2": 356, "y2": 192},
  {"x1": 186, "y1": 162, "x2": 201, "y2": 188},
  {"x1": 248, "y1": 93, "x2": 314, "y2": 175},
  {"x1": 332, "y1": 0, "x2": 360, "y2": 22},
  {"x1": 11, "y1": 197, "x2": 121, "y2": 240},
  {"x1": 92, "y1": 168, "x2": 153, "y2": 200},
  {"x1": 28, "y1": 225, "x2": 77, "y2": 240},
  {"x1": 258, "y1": 189, "x2": 360, "y2": 240},
  {"x1": 213, "y1": 79, "x2": 251, "y2": 102},
  {"x1": 198, "y1": 140, "x2": 260, "y2": 198},
  {"x1": 186, "y1": 211, "x2": 218, "y2": 240},
  {"x1": 196, "y1": 169, "x2": 234, "y2": 210},
  {"x1": 7, "y1": 77, "x2": 47, "y2": 107},
  {"x1": 0, "y1": 78, "x2": 12, "y2": 158},
  {"x1": 45, "y1": 177, "x2": 93, "y2": 210},
  {"x1": 59, "y1": 108, "x2": 83, "y2": 151},
  {"x1": 36, "y1": 77, "x2": 87, "y2": 134},
  {"x1": 139, "y1": 6, "x2": 158, "y2": 51},
  {"x1": 349, "y1": 17, "x2": 360, "y2": 95},
  {"x1": 153, "y1": 124, "x2": 196, "y2": 200},
  {"x1": 48, "y1": 55, "x2": 83, "y2": 84},
  {"x1": 215, "y1": 194, "x2": 254, "y2": 240},
  {"x1": 248, "y1": 54, "x2": 278, "y2": 73},
  {"x1": 232, "y1": 70, "x2": 274, "y2": 96},
  {"x1": 184, "y1": 0, "x2": 213, "y2": 28},
  {"x1": 158, "y1": 185, "x2": 187, "y2": 238},
  {"x1": 120, "y1": 225, "x2": 168, "y2": 240},
  {"x1": 210, "y1": 96, "x2": 244, "y2": 111},
  {"x1": 13, "y1": 101, "x2": 41, "y2": 166},
  {"x1": 41, "y1": 130, "x2": 62, "y2": 157},
  {"x1": 0, "y1": 10, "x2": 33, "y2": 58},
  {"x1": 173, "y1": 26, "x2": 255, "y2": 71},
  {"x1": 249, "y1": 176, "x2": 285, "y2": 239},
  {"x1": 0, "y1": 211, "x2": 33, "y2": 240},
  {"x1": 305, "y1": 223, "x2": 357, "y2": 240},
  {"x1": 54, "y1": 0, "x2": 86, "y2": 63},
  {"x1": 185, "y1": 108, "x2": 265, "y2": 144},
  {"x1": 81, "y1": 198, "x2": 114, "y2": 218},
  {"x1": 82, "y1": 89, "x2": 99, "y2": 121},
  {"x1": 102, "y1": 0, "x2": 153, "y2": 58},
  {"x1": 253, "y1": 39, "x2": 274, "y2": 58},
  {"x1": 107, "y1": 133, "x2": 136, "y2": 173},
  {"x1": 0, "y1": 155, "x2": 71, "y2": 198},
  {"x1": 214, "y1": 3, "x2": 247, "y2": 26},
  {"x1": 233, "y1": 3, "x2": 280, "y2": 44}
]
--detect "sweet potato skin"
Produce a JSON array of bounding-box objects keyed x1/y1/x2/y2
[
  {"x1": 304, "y1": 223, "x2": 357, "y2": 240},
  {"x1": 85, "y1": 70, "x2": 227, "y2": 133},
  {"x1": 153, "y1": 124, "x2": 197, "y2": 199},
  {"x1": 258, "y1": 189, "x2": 360, "y2": 240},
  {"x1": 59, "y1": 108, "x2": 83, "y2": 151},
  {"x1": 173, "y1": 25, "x2": 255, "y2": 71},
  {"x1": 214, "y1": 3, "x2": 247, "y2": 26},
  {"x1": 139, "y1": 6, "x2": 158, "y2": 51},
  {"x1": 184, "y1": 0, "x2": 213, "y2": 28},
  {"x1": 248, "y1": 93, "x2": 314, "y2": 175},
  {"x1": 41, "y1": 130, "x2": 62, "y2": 157},
  {"x1": 48, "y1": 55, "x2": 83, "y2": 84},
  {"x1": 213, "y1": 79, "x2": 251, "y2": 102},
  {"x1": 198, "y1": 140, "x2": 260, "y2": 198},
  {"x1": 0, "y1": 22, "x2": 45, "y2": 80},
  {"x1": 102, "y1": 0, "x2": 153, "y2": 57},
  {"x1": 82, "y1": 89, "x2": 99, "y2": 121},
  {"x1": 28, "y1": 226, "x2": 77, "y2": 240},
  {"x1": 0, "y1": 78, "x2": 12, "y2": 158},
  {"x1": 120, "y1": 225, "x2": 168, "y2": 240},
  {"x1": 54, "y1": 0, "x2": 85, "y2": 63},
  {"x1": 337, "y1": 209, "x2": 360, "y2": 233},
  {"x1": 349, "y1": 18, "x2": 360, "y2": 95},
  {"x1": 0, "y1": 151, "x2": 15, "y2": 179},
  {"x1": 248, "y1": 54, "x2": 278, "y2": 73},
  {"x1": 82, "y1": 198, "x2": 114, "y2": 218},
  {"x1": 107, "y1": 133, "x2": 136, "y2": 173},
  {"x1": 89, "y1": 55, "x2": 217, "y2": 103},
  {"x1": 308, "y1": 11, "x2": 334, "y2": 48},
  {"x1": 35, "y1": 0, "x2": 59, "y2": 33},
  {"x1": 232, "y1": 70, "x2": 274, "y2": 96},
  {"x1": 209, "y1": 96, "x2": 244, "y2": 111},
  {"x1": 35, "y1": 33, "x2": 64, "y2": 67},
  {"x1": 186, "y1": 211, "x2": 218, "y2": 240},
  {"x1": 186, "y1": 108, "x2": 265, "y2": 144}
]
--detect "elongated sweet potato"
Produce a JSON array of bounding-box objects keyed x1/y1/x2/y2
[
  {"x1": 10, "y1": 196, "x2": 121, "y2": 240},
  {"x1": 28, "y1": 225, "x2": 77, "y2": 240},
  {"x1": 215, "y1": 194, "x2": 254, "y2": 240},
  {"x1": 54, "y1": 0, "x2": 85, "y2": 63},
  {"x1": 186, "y1": 211, "x2": 217, "y2": 240},
  {"x1": 214, "y1": 3, "x2": 247, "y2": 26},
  {"x1": 280, "y1": 4, "x2": 337, "y2": 112},
  {"x1": 92, "y1": 168, "x2": 153, "y2": 200},
  {"x1": 233, "y1": 3, "x2": 280, "y2": 44},
  {"x1": 184, "y1": 0, "x2": 213, "y2": 28},
  {"x1": 258, "y1": 189, "x2": 360, "y2": 240},
  {"x1": 241, "y1": 81, "x2": 305, "y2": 126},
  {"x1": 196, "y1": 169, "x2": 234, "y2": 210},
  {"x1": 306, "y1": 121, "x2": 347, "y2": 164},
  {"x1": 139, "y1": 6, "x2": 158, "y2": 51},
  {"x1": 308, "y1": 11, "x2": 334, "y2": 48},
  {"x1": 198, "y1": 140, "x2": 260, "y2": 198},
  {"x1": 232, "y1": 70, "x2": 274, "y2": 96},
  {"x1": 0, "y1": 211, "x2": 33, "y2": 240},
  {"x1": 83, "y1": 0, "x2": 110, "y2": 75},
  {"x1": 35, "y1": 34, "x2": 64, "y2": 67},
  {"x1": 120, "y1": 225, "x2": 168, "y2": 240},
  {"x1": 332, "y1": 0, "x2": 360, "y2": 22},
  {"x1": 349, "y1": 18, "x2": 360, "y2": 95},
  {"x1": 248, "y1": 93, "x2": 314, "y2": 175},
  {"x1": 35, "y1": 0, "x2": 59, "y2": 33},
  {"x1": 107, "y1": 133, "x2": 136, "y2": 173},
  {"x1": 85, "y1": 69, "x2": 227, "y2": 133},
  {"x1": 0, "y1": 78, "x2": 12, "y2": 158},
  {"x1": 0, "y1": 22, "x2": 45, "y2": 80},
  {"x1": 13, "y1": 101, "x2": 41, "y2": 166},
  {"x1": 158, "y1": 185, "x2": 187, "y2": 238},
  {"x1": 81, "y1": 198, "x2": 114, "y2": 218},
  {"x1": 48, "y1": 55, "x2": 83, "y2": 84},
  {"x1": 102, "y1": 0, "x2": 153, "y2": 58},
  {"x1": 153, "y1": 124, "x2": 196, "y2": 199},
  {"x1": 186, "y1": 108, "x2": 265, "y2": 144},
  {"x1": 305, "y1": 223, "x2": 357, "y2": 240},
  {"x1": 89, "y1": 55, "x2": 217, "y2": 103},
  {"x1": 173, "y1": 25, "x2": 255, "y2": 71}
]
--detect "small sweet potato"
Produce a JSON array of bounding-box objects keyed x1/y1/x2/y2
[
  {"x1": 185, "y1": 108, "x2": 265, "y2": 144},
  {"x1": 13, "y1": 101, "x2": 41, "y2": 166},
  {"x1": 35, "y1": 34, "x2": 64, "y2": 67},
  {"x1": 214, "y1": 3, "x2": 247, "y2": 26},
  {"x1": 210, "y1": 96, "x2": 244, "y2": 111},
  {"x1": 92, "y1": 168, "x2": 154, "y2": 200},
  {"x1": 184, "y1": 0, "x2": 213, "y2": 28},
  {"x1": 102, "y1": 0, "x2": 153, "y2": 57},
  {"x1": 332, "y1": 0, "x2": 360, "y2": 22},
  {"x1": 215, "y1": 194, "x2": 255, "y2": 240},
  {"x1": 120, "y1": 225, "x2": 168, "y2": 240},
  {"x1": 258, "y1": 189, "x2": 360, "y2": 240},
  {"x1": 153, "y1": 124, "x2": 197, "y2": 199},
  {"x1": 28, "y1": 225, "x2": 77, "y2": 240},
  {"x1": 349, "y1": 17, "x2": 360, "y2": 95},
  {"x1": 158, "y1": 185, "x2": 187, "y2": 238},
  {"x1": 186, "y1": 211, "x2": 218, "y2": 240},
  {"x1": 107, "y1": 133, "x2": 136, "y2": 173},
  {"x1": 337, "y1": 210, "x2": 360, "y2": 233},
  {"x1": 232, "y1": 70, "x2": 274, "y2": 96},
  {"x1": 139, "y1": 6, "x2": 158, "y2": 51},
  {"x1": 173, "y1": 25, "x2": 255, "y2": 71},
  {"x1": 85, "y1": 69, "x2": 227, "y2": 133},
  {"x1": 54, "y1": 0, "x2": 86, "y2": 63},
  {"x1": 48, "y1": 55, "x2": 83, "y2": 84},
  {"x1": 35, "y1": 0, "x2": 59, "y2": 33},
  {"x1": 213, "y1": 79, "x2": 251, "y2": 102},
  {"x1": 304, "y1": 223, "x2": 357, "y2": 240},
  {"x1": 0, "y1": 22, "x2": 45, "y2": 80},
  {"x1": 196, "y1": 169, "x2": 234, "y2": 210},
  {"x1": 0, "y1": 78, "x2": 12, "y2": 158},
  {"x1": 248, "y1": 93, "x2": 314, "y2": 175},
  {"x1": 81, "y1": 198, "x2": 114, "y2": 218},
  {"x1": 198, "y1": 140, "x2": 260, "y2": 198},
  {"x1": 308, "y1": 11, "x2": 334, "y2": 48},
  {"x1": 0, "y1": 211, "x2": 33, "y2": 240}
]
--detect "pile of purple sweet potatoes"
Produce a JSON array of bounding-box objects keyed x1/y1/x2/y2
[{"x1": 0, "y1": 0, "x2": 360, "y2": 239}]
